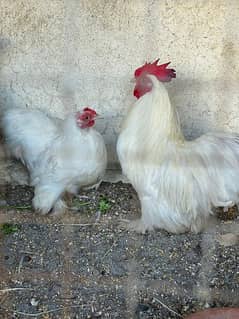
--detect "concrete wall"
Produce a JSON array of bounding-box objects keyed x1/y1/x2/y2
[{"x1": 1, "y1": 0, "x2": 239, "y2": 182}]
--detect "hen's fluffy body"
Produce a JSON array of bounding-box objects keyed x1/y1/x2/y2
[
  {"x1": 2, "y1": 108, "x2": 107, "y2": 214},
  {"x1": 117, "y1": 75, "x2": 239, "y2": 233}
]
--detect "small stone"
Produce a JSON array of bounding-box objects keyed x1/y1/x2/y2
[
  {"x1": 183, "y1": 305, "x2": 190, "y2": 311},
  {"x1": 30, "y1": 297, "x2": 39, "y2": 306}
]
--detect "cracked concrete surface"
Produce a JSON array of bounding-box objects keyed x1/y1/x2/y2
[{"x1": 0, "y1": 0, "x2": 239, "y2": 183}]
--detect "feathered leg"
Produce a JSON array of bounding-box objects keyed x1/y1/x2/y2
[
  {"x1": 33, "y1": 184, "x2": 65, "y2": 215},
  {"x1": 52, "y1": 199, "x2": 67, "y2": 216},
  {"x1": 126, "y1": 195, "x2": 189, "y2": 234}
]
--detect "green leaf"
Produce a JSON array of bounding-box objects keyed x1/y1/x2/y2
[
  {"x1": 98, "y1": 198, "x2": 111, "y2": 213},
  {"x1": 0, "y1": 223, "x2": 21, "y2": 235}
]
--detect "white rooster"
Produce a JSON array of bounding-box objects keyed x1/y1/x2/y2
[
  {"x1": 2, "y1": 107, "x2": 107, "y2": 214},
  {"x1": 117, "y1": 59, "x2": 239, "y2": 234}
]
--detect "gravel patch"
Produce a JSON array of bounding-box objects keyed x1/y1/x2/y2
[{"x1": 0, "y1": 182, "x2": 238, "y2": 318}]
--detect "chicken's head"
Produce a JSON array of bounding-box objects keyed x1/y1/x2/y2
[
  {"x1": 134, "y1": 59, "x2": 176, "y2": 99},
  {"x1": 76, "y1": 107, "x2": 98, "y2": 129}
]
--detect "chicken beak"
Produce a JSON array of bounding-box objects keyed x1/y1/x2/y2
[
  {"x1": 95, "y1": 114, "x2": 104, "y2": 120},
  {"x1": 130, "y1": 78, "x2": 135, "y2": 83}
]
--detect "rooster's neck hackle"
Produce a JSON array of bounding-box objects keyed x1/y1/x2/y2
[
  {"x1": 121, "y1": 75, "x2": 184, "y2": 164},
  {"x1": 126, "y1": 75, "x2": 183, "y2": 140},
  {"x1": 148, "y1": 75, "x2": 183, "y2": 142}
]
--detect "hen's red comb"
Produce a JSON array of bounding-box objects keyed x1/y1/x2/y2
[
  {"x1": 83, "y1": 107, "x2": 97, "y2": 116},
  {"x1": 134, "y1": 59, "x2": 176, "y2": 82}
]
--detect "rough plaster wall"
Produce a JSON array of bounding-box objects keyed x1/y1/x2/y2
[{"x1": 0, "y1": 0, "x2": 239, "y2": 183}]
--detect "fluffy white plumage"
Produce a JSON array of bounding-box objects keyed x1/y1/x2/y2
[
  {"x1": 117, "y1": 75, "x2": 239, "y2": 233},
  {"x1": 2, "y1": 107, "x2": 107, "y2": 214}
]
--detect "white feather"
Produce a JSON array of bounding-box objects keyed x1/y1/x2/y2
[
  {"x1": 117, "y1": 75, "x2": 239, "y2": 233},
  {"x1": 2, "y1": 108, "x2": 107, "y2": 214}
]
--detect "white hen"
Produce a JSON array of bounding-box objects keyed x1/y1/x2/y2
[
  {"x1": 2, "y1": 107, "x2": 107, "y2": 214},
  {"x1": 117, "y1": 62, "x2": 239, "y2": 234}
]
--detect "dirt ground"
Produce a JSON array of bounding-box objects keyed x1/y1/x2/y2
[{"x1": 0, "y1": 182, "x2": 238, "y2": 319}]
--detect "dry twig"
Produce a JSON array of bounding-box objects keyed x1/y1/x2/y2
[
  {"x1": 153, "y1": 297, "x2": 183, "y2": 318},
  {"x1": 57, "y1": 223, "x2": 98, "y2": 227},
  {"x1": 0, "y1": 288, "x2": 33, "y2": 293},
  {"x1": 0, "y1": 305, "x2": 83, "y2": 317}
]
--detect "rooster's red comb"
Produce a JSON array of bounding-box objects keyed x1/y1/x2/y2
[{"x1": 134, "y1": 59, "x2": 176, "y2": 82}]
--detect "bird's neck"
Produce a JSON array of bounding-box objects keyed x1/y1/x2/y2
[
  {"x1": 62, "y1": 114, "x2": 89, "y2": 139},
  {"x1": 124, "y1": 85, "x2": 184, "y2": 142}
]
